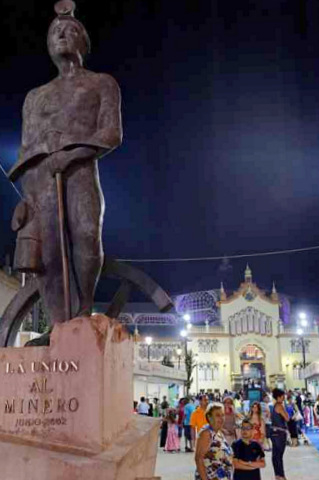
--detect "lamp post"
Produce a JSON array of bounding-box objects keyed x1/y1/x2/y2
[
  {"x1": 145, "y1": 336, "x2": 153, "y2": 362},
  {"x1": 194, "y1": 353, "x2": 199, "y2": 394},
  {"x1": 299, "y1": 312, "x2": 307, "y2": 324},
  {"x1": 297, "y1": 324, "x2": 307, "y2": 391},
  {"x1": 180, "y1": 329, "x2": 187, "y2": 356},
  {"x1": 176, "y1": 347, "x2": 182, "y2": 369}
]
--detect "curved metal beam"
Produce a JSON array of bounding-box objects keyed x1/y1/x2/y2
[
  {"x1": 103, "y1": 257, "x2": 174, "y2": 313},
  {"x1": 0, "y1": 259, "x2": 174, "y2": 347},
  {"x1": 0, "y1": 276, "x2": 39, "y2": 347}
]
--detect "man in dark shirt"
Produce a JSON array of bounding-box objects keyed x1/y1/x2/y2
[
  {"x1": 161, "y1": 396, "x2": 169, "y2": 415},
  {"x1": 232, "y1": 418, "x2": 266, "y2": 480}
]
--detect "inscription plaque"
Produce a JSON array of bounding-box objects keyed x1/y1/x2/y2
[{"x1": 0, "y1": 315, "x2": 133, "y2": 454}]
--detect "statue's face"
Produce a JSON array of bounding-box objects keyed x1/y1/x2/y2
[{"x1": 48, "y1": 19, "x2": 87, "y2": 61}]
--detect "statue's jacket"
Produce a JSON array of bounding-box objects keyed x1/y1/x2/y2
[
  {"x1": 9, "y1": 70, "x2": 122, "y2": 182},
  {"x1": 8, "y1": 69, "x2": 122, "y2": 272}
]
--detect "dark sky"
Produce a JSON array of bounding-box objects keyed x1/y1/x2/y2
[{"x1": 1, "y1": 0, "x2": 319, "y2": 304}]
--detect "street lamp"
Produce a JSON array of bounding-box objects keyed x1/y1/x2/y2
[
  {"x1": 176, "y1": 347, "x2": 182, "y2": 369},
  {"x1": 297, "y1": 328, "x2": 307, "y2": 390},
  {"x1": 299, "y1": 312, "x2": 308, "y2": 328},
  {"x1": 183, "y1": 313, "x2": 191, "y2": 322},
  {"x1": 145, "y1": 336, "x2": 153, "y2": 362},
  {"x1": 186, "y1": 322, "x2": 192, "y2": 331}
]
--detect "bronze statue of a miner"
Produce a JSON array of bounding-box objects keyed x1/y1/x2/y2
[{"x1": 8, "y1": 0, "x2": 122, "y2": 323}]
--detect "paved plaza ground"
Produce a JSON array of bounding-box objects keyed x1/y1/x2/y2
[{"x1": 155, "y1": 439, "x2": 319, "y2": 480}]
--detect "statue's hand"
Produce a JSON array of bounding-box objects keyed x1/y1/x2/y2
[
  {"x1": 48, "y1": 147, "x2": 97, "y2": 176},
  {"x1": 48, "y1": 151, "x2": 72, "y2": 176}
]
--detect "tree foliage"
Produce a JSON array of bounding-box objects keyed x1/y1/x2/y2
[{"x1": 185, "y1": 350, "x2": 196, "y2": 394}]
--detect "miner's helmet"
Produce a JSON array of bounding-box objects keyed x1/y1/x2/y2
[{"x1": 47, "y1": 0, "x2": 91, "y2": 59}]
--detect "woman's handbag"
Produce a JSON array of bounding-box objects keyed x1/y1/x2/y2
[{"x1": 292, "y1": 410, "x2": 303, "y2": 422}]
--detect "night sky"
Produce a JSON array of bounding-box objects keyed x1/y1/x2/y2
[{"x1": 1, "y1": 0, "x2": 319, "y2": 305}]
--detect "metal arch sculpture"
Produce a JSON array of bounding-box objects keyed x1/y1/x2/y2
[
  {"x1": 0, "y1": 276, "x2": 40, "y2": 347},
  {"x1": 0, "y1": 257, "x2": 174, "y2": 347}
]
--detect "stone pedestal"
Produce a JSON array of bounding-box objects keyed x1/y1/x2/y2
[
  {"x1": 0, "y1": 315, "x2": 160, "y2": 479},
  {"x1": 0, "y1": 414, "x2": 159, "y2": 480}
]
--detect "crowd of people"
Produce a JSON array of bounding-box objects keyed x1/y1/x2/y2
[{"x1": 134, "y1": 388, "x2": 319, "y2": 480}]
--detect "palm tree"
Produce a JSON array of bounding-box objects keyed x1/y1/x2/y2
[{"x1": 185, "y1": 350, "x2": 196, "y2": 394}]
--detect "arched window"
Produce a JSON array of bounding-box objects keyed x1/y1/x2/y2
[
  {"x1": 212, "y1": 363, "x2": 219, "y2": 380},
  {"x1": 198, "y1": 339, "x2": 219, "y2": 353},
  {"x1": 293, "y1": 363, "x2": 303, "y2": 380}
]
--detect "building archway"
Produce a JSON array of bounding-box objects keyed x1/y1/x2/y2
[{"x1": 240, "y1": 344, "x2": 266, "y2": 389}]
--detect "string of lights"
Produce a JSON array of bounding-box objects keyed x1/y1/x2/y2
[
  {"x1": 2, "y1": 158, "x2": 319, "y2": 265},
  {"x1": 118, "y1": 245, "x2": 319, "y2": 263},
  {"x1": 0, "y1": 158, "x2": 22, "y2": 199}
]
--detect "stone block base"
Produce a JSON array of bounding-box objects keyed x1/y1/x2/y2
[
  {"x1": 0, "y1": 415, "x2": 160, "y2": 480},
  {"x1": 0, "y1": 315, "x2": 134, "y2": 453}
]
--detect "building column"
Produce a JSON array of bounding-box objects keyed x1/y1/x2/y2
[
  {"x1": 228, "y1": 319, "x2": 236, "y2": 389},
  {"x1": 277, "y1": 320, "x2": 283, "y2": 374}
]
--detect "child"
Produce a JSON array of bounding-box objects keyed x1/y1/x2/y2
[
  {"x1": 249, "y1": 402, "x2": 266, "y2": 447},
  {"x1": 232, "y1": 418, "x2": 266, "y2": 480},
  {"x1": 164, "y1": 409, "x2": 180, "y2": 453}
]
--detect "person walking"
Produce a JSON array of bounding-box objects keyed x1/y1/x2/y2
[
  {"x1": 160, "y1": 415, "x2": 168, "y2": 449},
  {"x1": 313, "y1": 394, "x2": 319, "y2": 428},
  {"x1": 243, "y1": 397, "x2": 251, "y2": 416},
  {"x1": 295, "y1": 390, "x2": 305, "y2": 441},
  {"x1": 286, "y1": 395, "x2": 299, "y2": 447},
  {"x1": 260, "y1": 393, "x2": 272, "y2": 450},
  {"x1": 303, "y1": 401, "x2": 311, "y2": 430},
  {"x1": 161, "y1": 395, "x2": 169, "y2": 417},
  {"x1": 222, "y1": 396, "x2": 241, "y2": 445},
  {"x1": 234, "y1": 393, "x2": 243, "y2": 415},
  {"x1": 147, "y1": 398, "x2": 153, "y2": 417},
  {"x1": 177, "y1": 398, "x2": 185, "y2": 442},
  {"x1": 153, "y1": 398, "x2": 160, "y2": 418},
  {"x1": 164, "y1": 409, "x2": 180, "y2": 453},
  {"x1": 184, "y1": 397, "x2": 196, "y2": 452},
  {"x1": 195, "y1": 403, "x2": 233, "y2": 480},
  {"x1": 270, "y1": 388, "x2": 289, "y2": 480},
  {"x1": 190, "y1": 394, "x2": 209, "y2": 445}
]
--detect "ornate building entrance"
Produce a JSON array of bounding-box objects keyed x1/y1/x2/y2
[{"x1": 240, "y1": 344, "x2": 266, "y2": 388}]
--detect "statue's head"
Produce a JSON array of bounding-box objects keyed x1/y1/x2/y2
[{"x1": 47, "y1": 0, "x2": 91, "y2": 65}]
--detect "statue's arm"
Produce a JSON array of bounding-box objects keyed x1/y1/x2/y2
[
  {"x1": 88, "y1": 73, "x2": 123, "y2": 155},
  {"x1": 20, "y1": 89, "x2": 39, "y2": 151},
  {"x1": 8, "y1": 89, "x2": 50, "y2": 181}
]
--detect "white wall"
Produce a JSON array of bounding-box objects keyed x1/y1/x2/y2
[
  {"x1": 134, "y1": 377, "x2": 148, "y2": 401},
  {"x1": 221, "y1": 295, "x2": 280, "y2": 330},
  {"x1": 280, "y1": 335, "x2": 319, "y2": 390},
  {"x1": 190, "y1": 336, "x2": 232, "y2": 392},
  {"x1": 221, "y1": 294, "x2": 281, "y2": 385},
  {"x1": 133, "y1": 376, "x2": 184, "y2": 403}
]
